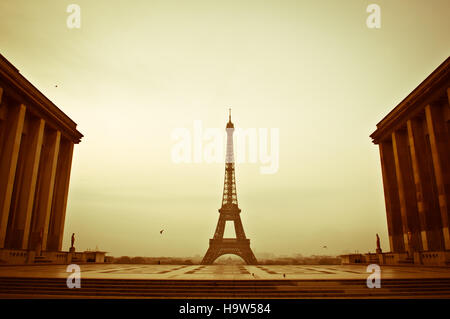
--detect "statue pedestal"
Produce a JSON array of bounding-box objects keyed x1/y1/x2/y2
[{"x1": 69, "y1": 247, "x2": 75, "y2": 253}]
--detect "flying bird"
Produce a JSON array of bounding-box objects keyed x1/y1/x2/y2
[
  {"x1": 160, "y1": 229, "x2": 164, "y2": 234},
  {"x1": 322, "y1": 246, "x2": 328, "y2": 249}
]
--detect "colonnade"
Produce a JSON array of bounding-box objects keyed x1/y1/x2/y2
[
  {"x1": 378, "y1": 90, "x2": 450, "y2": 253},
  {"x1": 0, "y1": 85, "x2": 78, "y2": 252}
]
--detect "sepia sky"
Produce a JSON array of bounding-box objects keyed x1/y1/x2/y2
[{"x1": 1, "y1": 0, "x2": 449, "y2": 258}]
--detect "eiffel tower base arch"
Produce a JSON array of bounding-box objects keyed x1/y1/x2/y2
[{"x1": 201, "y1": 239, "x2": 258, "y2": 265}]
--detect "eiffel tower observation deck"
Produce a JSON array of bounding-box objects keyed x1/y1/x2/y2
[{"x1": 201, "y1": 110, "x2": 257, "y2": 265}]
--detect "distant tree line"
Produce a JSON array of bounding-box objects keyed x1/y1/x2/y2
[
  {"x1": 258, "y1": 256, "x2": 341, "y2": 265},
  {"x1": 111, "y1": 255, "x2": 341, "y2": 265},
  {"x1": 113, "y1": 256, "x2": 194, "y2": 264}
]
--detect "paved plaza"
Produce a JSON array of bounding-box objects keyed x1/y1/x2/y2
[
  {"x1": 1, "y1": 264, "x2": 450, "y2": 298},
  {"x1": 1, "y1": 264, "x2": 450, "y2": 280}
]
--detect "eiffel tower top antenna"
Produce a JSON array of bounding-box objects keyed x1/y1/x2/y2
[{"x1": 227, "y1": 107, "x2": 234, "y2": 129}]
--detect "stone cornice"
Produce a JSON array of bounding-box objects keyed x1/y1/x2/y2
[
  {"x1": 0, "y1": 54, "x2": 83, "y2": 143},
  {"x1": 370, "y1": 57, "x2": 450, "y2": 144}
]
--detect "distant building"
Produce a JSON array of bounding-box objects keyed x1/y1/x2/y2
[
  {"x1": 343, "y1": 57, "x2": 450, "y2": 266},
  {"x1": 0, "y1": 54, "x2": 99, "y2": 264}
]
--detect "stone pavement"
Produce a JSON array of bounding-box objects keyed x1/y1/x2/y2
[
  {"x1": 1, "y1": 264, "x2": 450, "y2": 298},
  {"x1": 1, "y1": 264, "x2": 450, "y2": 280}
]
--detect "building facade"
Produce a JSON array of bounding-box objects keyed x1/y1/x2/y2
[
  {"x1": 0, "y1": 54, "x2": 84, "y2": 264},
  {"x1": 342, "y1": 57, "x2": 450, "y2": 266},
  {"x1": 371, "y1": 57, "x2": 450, "y2": 257}
]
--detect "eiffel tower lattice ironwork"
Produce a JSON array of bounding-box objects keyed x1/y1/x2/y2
[{"x1": 201, "y1": 110, "x2": 257, "y2": 265}]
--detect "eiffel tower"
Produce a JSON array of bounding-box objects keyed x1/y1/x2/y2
[{"x1": 201, "y1": 110, "x2": 257, "y2": 265}]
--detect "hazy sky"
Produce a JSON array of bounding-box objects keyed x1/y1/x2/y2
[{"x1": 1, "y1": 0, "x2": 449, "y2": 258}]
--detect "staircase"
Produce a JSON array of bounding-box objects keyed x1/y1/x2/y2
[
  {"x1": 0, "y1": 277, "x2": 449, "y2": 298},
  {"x1": 70, "y1": 256, "x2": 82, "y2": 263},
  {"x1": 399, "y1": 256, "x2": 414, "y2": 264},
  {"x1": 33, "y1": 256, "x2": 52, "y2": 264}
]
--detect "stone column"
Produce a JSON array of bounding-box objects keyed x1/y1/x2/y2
[
  {"x1": 14, "y1": 118, "x2": 45, "y2": 249},
  {"x1": 425, "y1": 103, "x2": 450, "y2": 249},
  {"x1": 379, "y1": 140, "x2": 404, "y2": 252},
  {"x1": 392, "y1": 129, "x2": 422, "y2": 253},
  {"x1": 47, "y1": 138, "x2": 74, "y2": 251},
  {"x1": 0, "y1": 103, "x2": 26, "y2": 248},
  {"x1": 447, "y1": 88, "x2": 450, "y2": 108},
  {"x1": 29, "y1": 130, "x2": 60, "y2": 251},
  {"x1": 407, "y1": 118, "x2": 435, "y2": 251},
  {"x1": 0, "y1": 88, "x2": 5, "y2": 151}
]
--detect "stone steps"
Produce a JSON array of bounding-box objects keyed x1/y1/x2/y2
[
  {"x1": 33, "y1": 256, "x2": 52, "y2": 264},
  {"x1": 0, "y1": 277, "x2": 449, "y2": 298}
]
